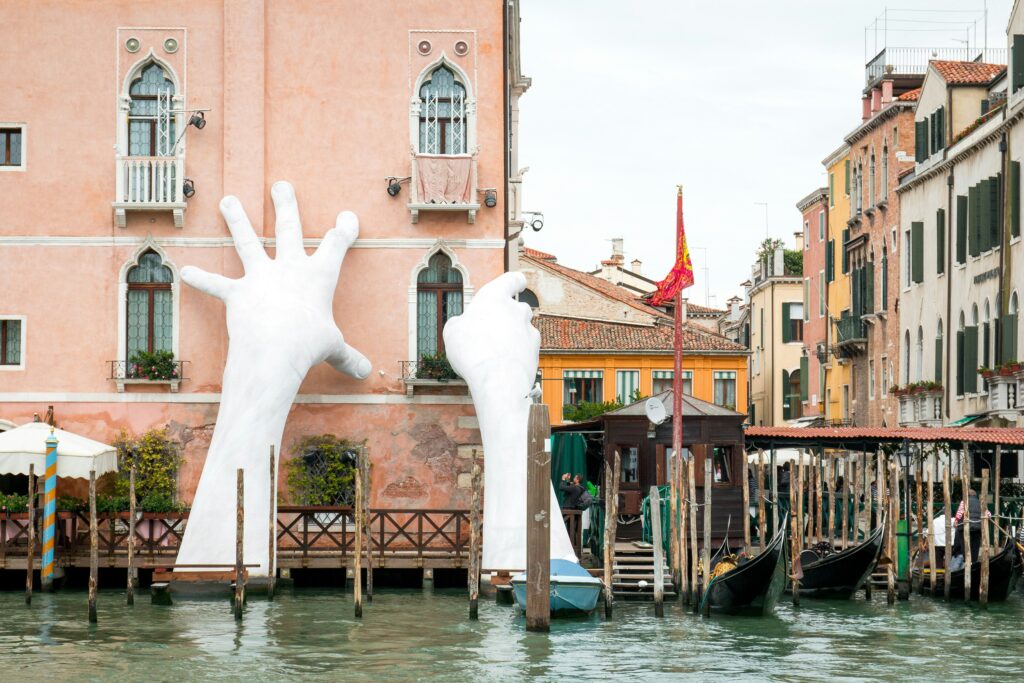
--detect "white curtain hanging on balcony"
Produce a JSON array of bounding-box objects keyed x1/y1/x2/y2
[{"x1": 0, "y1": 422, "x2": 117, "y2": 479}]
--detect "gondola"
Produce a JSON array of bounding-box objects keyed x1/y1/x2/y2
[
  {"x1": 701, "y1": 521, "x2": 787, "y2": 616},
  {"x1": 793, "y1": 517, "x2": 885, "y2": 599},
  {"x1": 914, "y1": 536, "x2": 1022, "y2": 602}
]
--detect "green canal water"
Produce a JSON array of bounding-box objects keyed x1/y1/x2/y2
[{"x1": 1, "y1": 587, "x2": 1021, "y2": 682}]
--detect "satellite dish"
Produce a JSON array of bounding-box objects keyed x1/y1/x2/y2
[{"x1": 644, "y1": 397, "x2": 667, "y2": 425}]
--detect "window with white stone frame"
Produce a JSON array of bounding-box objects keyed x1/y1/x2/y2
[
  {"x1": 0, "y1": 317, "x2": 25, "y2": 369},
  {"x1": 0, "y1": 125, "x2": 26, "y2": 171}
]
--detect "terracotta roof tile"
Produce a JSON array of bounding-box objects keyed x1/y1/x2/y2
[
  {"x1": 522, "y1": 246, "x2": 557, "y2": 261},
  {"x1": 931, "y1": 60, "x2": 1005, "y2": 86},
  {"x1": 536, "y1": 314, "x2": 748, "y2": 353},
  {"x1": 896, "y1": 88, "x2": 921, "y2": 101},
  {"x1": 685, "y1": 302, "x2": 726, "y2": 317},
  {"x1": 745, "y1": 426, "x2": 1024, "y2": 446},
  {"x1": 523, "y1": 253, "x2": 670, "y2": 319}
]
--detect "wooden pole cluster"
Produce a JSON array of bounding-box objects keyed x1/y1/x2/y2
[
  {"x1": 361, "y1": 447, "x2": 373, "y2": 603},
  {"x1": 914, "y1": 454, "x2": 924, "y2": 566},
  {"x1": 701, "y1": 452, "x2": 712, "y2": 617},
  {"x1": 757, "y1": 450, "x2": 766, "y2": 553},
  {"x1": 25, "y1": 463, "x2": 35, "y2": 606},
  {"x1": 814, "y1": 450, "x2": 823, "y2": 547},
  {"x1": 841, "y1": 459, "x2": 850, "y2": 550},
  {"x1": 127, "y1": 465, "x2": 136, "y2": 606},
  {"x1": 926, "y1": 465, "x2": 936, "y2": 595},
  {"x1": 688, "y1": 454, "x2": 698, "y2": 609},
  {"x1": 669, "y1": 449, "x2": 679, "y2": 590},
  {"x1": 741, "y1": 454, "x2": 750, "y2": 554},
  {"x1": 525, "y1": 403, "x2": 551, "y2": 633},
  {"x1": 650, "y1": 485, "x2": 665, "y2": 617},
  {"x1": 993, "y1": 445, "x2": 1002, "y2": 547},
  {"x1": 602, "y1": 450, "x2": 620, "y2": 618},
  {"x1": 979, "y1": 468, "x2": 990, "y2": 607},
  {"x1": 863, "y1": 452, "x2": 873, "y2": 600},
  {"x1": 88, "y1": 469, "x2": 98, "y2": 623},
  {"x1": 234, "y1": 468, "x2": 244, "y2": 620},
  {"x1": 268, "y1": 445, "x2": 276, "y2": 601},
  {"x1": 942, "y1": 457, "x2": 953, "y2": 600},
  {"x1": 468, "y1": 452, "x2": 482, "y2": 620},
  {"x1": 790, "y1": 458, "x2": 800, "y2": 606},
  {"x1": 886, "y1": 459, "x2": 897, "y2": 605},
  {"x1": 354, "y1": 458, "x2": 363, "y2": 618},
  {"x1": 851, "y1": 458, "x2": 860, "y2": 547},
  {"x1": 825, "y1": 457, "x2": 834, "y2": 547},
  {"x1": 679, "y1": 453, "x2": 689, "y2": 604},
  {"x1": 959, "y1": 445, "x2": 972, "y2": 603}
]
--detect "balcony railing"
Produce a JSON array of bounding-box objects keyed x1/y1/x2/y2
[
  {"x1": 113, "y1": 155, "x2": 186, "y2": 228},
  {"x1": 109, "y1": 359, "x2": 188, "y2": 393},
  {"x1": 865, "y1": 47, "x2": 1007, "y2": 85},
  {"x1": 407, "y1": 153, "x2": 480, "y2": 224},
  {"x1": 836, "y1": 315, "x2": 867, "y2": 343},
  {"x1": 399, "y1": 359, "x2": 466, "y2": 397}
]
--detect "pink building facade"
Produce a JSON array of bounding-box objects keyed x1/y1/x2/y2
[
  {"x1": 0, "y1": 1, "x2": 528, "y2": 508},
  {"x1": 796, "y1": 188, "x2": 828, "y2": 418}
]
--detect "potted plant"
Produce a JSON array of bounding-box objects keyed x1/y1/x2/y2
[
  {"x1": 415, "y1": 352, "x2": 458, "y2": 381},
  {"x1": 979, "y1": 366, "x2": 995, "y2": 379},
  {"x1": 997, "y1": 361, "x2": 1016, "y2": 377},
  {"x1": 127, "y1": 350, "x2": 179, "y2": 381}
]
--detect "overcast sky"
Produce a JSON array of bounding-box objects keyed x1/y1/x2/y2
[{"x1": 517, "y1": 1, "x2": 1010, "y2": 309}]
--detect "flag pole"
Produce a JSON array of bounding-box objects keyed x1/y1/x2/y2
[{"x1": 671, "y1": 185, "x2": 685, "y2": 592}]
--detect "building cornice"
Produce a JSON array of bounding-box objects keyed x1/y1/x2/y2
[
  {"x1": 540, "y1": 348, "x2": 750, "y2": 357},
  {"x1": 822, "y1": 143, "x2": 850, "y2": 169},
  {"x1": 796, "y1": 187, "x2": 829, "y2": 212},
  {"x1": 844, "y1": 101, "x2": 915, "y2": 146}
]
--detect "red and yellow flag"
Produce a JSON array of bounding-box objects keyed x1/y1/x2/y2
[{"x1": 648, "y1": 187, "x2": 694, "y2": 306}]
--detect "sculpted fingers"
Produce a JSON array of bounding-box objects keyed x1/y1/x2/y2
[
  {"x1": 220, "y1": 196, "x2": 268, "y2": 271},
  {"x1": 325, "y1": 328, "x2": 372, "y2": 380},
  {"x1": 314, "y1": 210, "x2": 359, "y2": 273},
  {"x1": 181, "y1": 266, "x2": 236, "y2": 302},
  {"x1": 475, "y1": 271, "x2": 527, "y2": 303},
  {"x1": 271, "y1": 181, "x2": 306, "y2": 261}
]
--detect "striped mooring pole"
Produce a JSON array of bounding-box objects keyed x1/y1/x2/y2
[{"x1": 41, "y1": 430, "x2": 58, "y2": 589}]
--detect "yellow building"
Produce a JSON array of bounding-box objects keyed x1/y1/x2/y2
[
  {"x1": 823, "y1": 145, "x2": 854, "y2": 424},
  {"x1": 518, "y1": 246, "x2": 748, "y2": 424}
]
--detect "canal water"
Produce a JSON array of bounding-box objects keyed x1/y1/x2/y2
[{"x1": 1, "y1": 587, "x2": 1021, "y2": 681}]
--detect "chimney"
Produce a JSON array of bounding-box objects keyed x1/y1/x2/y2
[
  {"x1": 870, "y1": 87, "x2": 882, "y2": 115},
  {"x1": 881, "y1": 78, "x2": 894, "y2": 104},
  {"x1": 794, "y1": 230, "x2": 804, "y2": 252},
  {"x1": 728, "y1": 296, "x2": 741, "y2": 320},
  {"x1": 773, "y1": 246, "x2": 784, "y2": 276},
  {"x1": 680, "y1": 297, "x2": 688, "y2": 323},
  {"x1": 630, "y1": 258, "x2": 642, "y2": 275},
  {"x1": 862, "y1": 95, "x2": 871, "y2": 121},
  {"x1": 611, "y1": 237, "x2": 624, "y2": 263}
]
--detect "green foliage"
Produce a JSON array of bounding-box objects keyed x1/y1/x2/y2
[
  {"x1": 286, "y1": 435, "x2": 362, "y2": 506},
  {"x1": 128, "y1": 350, "x2": 179, "y2": 380},
  {"x1": 0, "y1": 493, "x2": 29, "y2": 513},
  {"x1": 96, "y1": 494, "x2": 130, "y2": 514},
  {"x1": 415, "y1": 353, "x2": 458, "y2": 380},
  {"x1": 563, "y1": 400, "x2": 623, "y2": 422},
  {"x1": 57, "y1": 495, "x2": 85, "y2": 513},
  {"x1": 784, "y1": 249, "x2": 803, "y2": 276},
  {"x1": 111, "y1": 428, "x2": 183, "y2": 511}
]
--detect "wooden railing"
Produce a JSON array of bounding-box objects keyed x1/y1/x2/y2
[{"x1": 1, "y1": 507, "x2": 584, "y2": 566}]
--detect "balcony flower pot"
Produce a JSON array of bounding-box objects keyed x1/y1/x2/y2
[
  {"x1": 979, "y1": 368, "x2": 995, "y2": 379},
  {"x1": 998, "y1": 367, "x2": 1014, "y2": 377}
]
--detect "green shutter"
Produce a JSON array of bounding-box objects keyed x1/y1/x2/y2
[
  {"x1": 956, "y1": 194, "x2": 968, "y2": 262},
  {"x1": 979, "y1": 179, "x2": 991, "y2": 253},
  {"x1": 841, "y1": 229, "x2": 850, "y2": 273},
  {"x1": 911, "y1": 221, "x2": 924, "y2": 283},
  {"x1": 937, "y1": 106, "x2": 945, "y2": 150},
  {"x1": 964, "y1": 326, "x2": 978, "y2": 393},
  {"x1": 956, "y1": 329, "x2": 965, "y2": 395},
  {"x1": 969, "y1": 184, "x2": 981, "y2": 257},
  {"x1": 782, "y1": 369, "x2": 791, "y2": 420},
  {"x1": 935, "y1": 336, "x2": 943, "y2": 383},
  {"x1": 915, "y1": 120, "x2": 926, "y2": 161},
  {"x1": 844, "y1": 160, "x2": 850, "y2": 194},
  {"x1": 1002, "y1": 313, "x2": 1018, "y2": 362},
  {"x1": 936, "y1": 208, "x2": 945, "y2": 274},
  {"x1": 781, "y1": 302, "x2": 792, "y2": 343},
  {"x1": 993, "y1": 174, "x2": 1002, "y2": 249},
  {"x1": 800, "y1": 355, "x2": 809, "y2": 402},
  {"x1": 866, "y1": 259, "x2": 875, "y2": 313},
  {"x1": 881, "y1": 252, "x2": 888, "y2": 309},
  {"x1": 983, "y1": 322, "x2": 991, "y2": 368},
  {"x1": 930, "y1": 115, "x2": 938, "y2": 155},
  {"x1": 851, "y1": 268, "x2": 861, "y2": 316},
  {"x1": 1014, "y1": 35, "x2": 1024, "y2": 92},
  {"x1": 829, "y1": 173, "x2": 835, "y2": 207},
  {"x1": 1012, "y1": 161, "x2": 1021, "y2": 238},
  {"x1": 826, "y1": 240, "x2": 834, "y2": 282}
]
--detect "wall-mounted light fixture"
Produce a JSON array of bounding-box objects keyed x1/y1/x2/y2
[
  {"x1": 482, "y1": 189, "x2": 497, "y2": 208},
  {"x1": 522, "y1": 211, "x2": 544, "y2": 232},
  {"x1": 167, "y1": 108, "x2": 211, "y2": 154},
  {"x1": 385, "y1": 176, "x2": 411, "y2": 197},
  {"x1": 189, "y1": 111, "x2": 206, "y2": 130},
  {"x1": 182, "y1": 178, "x2": 196, "y2": 198}
]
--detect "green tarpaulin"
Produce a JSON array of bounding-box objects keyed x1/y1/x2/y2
[{"x1": 551, "y1": 432, "x2": 587, "y2": 505}]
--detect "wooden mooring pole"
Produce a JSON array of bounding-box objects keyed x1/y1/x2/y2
[
  {"x1": 25, "y1": 463, "x2": 35, "y2": 606},
  {"x1": 979, "y1": 468, "x2": 990, "y2": 607},
  {"x1": 942, "y1": 456, "x2": 953, "y2": 600},
  {"x1": 926, "y1": 464, "x2": 936, "y2": 596},
  {"x1": 850, "y1": 458, "x2": 860, "y2": 547},
  {"x1": 127, "y1": 465, "x2": 136, "y2": 606},
  {"x1": 790, "y1": 459, "x2": 800, "y2": 607},
  {"x1": 361, "y1": 447, "x2": 373, "y2": 603},
  {"x1": 268, "y1": 445, "x2": 276, "y2": 601},
  {"x1": 679, "y1": 455, "x2": 688, "y2": 604},
  {"x1": 650, "y1": 485, "x2": 665, "y2": 617},
  {"x1": 886, "y1": 460, "x2": 896, "y2": 605},
  {"x1": 993, "y1": 445, "x2": 1002, "y2": 547},
  {"x1": 688, "y1": 453, "x2": 698, "y2": 610},
  {"x1": 863, "y1": 453, "x2": 872, "y2": 601},
  {"x1": 88, "y1": 469, "x2": 98, "y2": 623},
  {"x1": 669, "y1": 448, "x2": 679, "y2": 590},
  {"x1": 814, "y1": 449, "x2": 823, "y2": 547},
  {"x1": 960, "y1": 444, "x2": 972, "y2": 603},
  {"x1": 525, "y1": 403, "x2": 551, "y2": 632},
  {"x1": 701, "y1": 451, "x2": 712, "y2": 617},
  {"x1": 757, "y1": 450, "x2": 766, "y2": 553},
  {"x1": 354, "y1": 459, "x2": 363, "y2": 618},
  {"x1": 603, "y1": 450, "x2": 620, "y2": 618},
  {"x1": 741, "y1": 454, "x2": 750, "y2": 554},
  {"x1": 840, "y1": 459, "x2": 849, "y2": 550},
  {"x1": 468, "y1": 454, "x2": 482, "y2": 620},
  {"x1": 234, "y1": 468, "x2": 244, "y2": 621}
]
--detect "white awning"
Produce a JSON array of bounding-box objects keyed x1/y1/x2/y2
[{"x1": 0, "y1": 422, "x2": 118, "y2": 479}]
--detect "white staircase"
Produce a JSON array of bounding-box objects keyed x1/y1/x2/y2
[{"x1": 611, "y1": 542, "x2": 675, "y2": 600}]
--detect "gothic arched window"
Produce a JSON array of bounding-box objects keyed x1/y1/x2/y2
[
  {"x1": 419, "y1": 65, "x2": 467, "y2": 155},
  {"x1": 126, "y1": 251, "x2": 173, "y2": 359},
  {"x1": 128, "y1": 63, "x2": 176, "y2": 157},
  {"x1": 416, "y1": 252, "x2": 463, "y2": 357}
]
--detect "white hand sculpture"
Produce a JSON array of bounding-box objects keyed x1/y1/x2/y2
[
  {"x1": 175, "y1": 181, "x2": 370, "y2": 574},
  {"x1": 443, "y1": 272, "x2": 576, "y2": 570}
]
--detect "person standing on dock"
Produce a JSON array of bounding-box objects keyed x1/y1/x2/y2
[{"x1": 952, "y1": 488, "x2": 988, "y2": 559}]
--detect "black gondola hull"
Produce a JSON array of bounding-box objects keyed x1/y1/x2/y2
[
  {"x1": 706, "y1": 527, "x2": 787, "y2": 616},
  {"x1": 796, "y1": 523, "x2": 885, "y2": 599},
  {"x1": 938, "y1": 539, "x2": 1022, "y2": 602}
]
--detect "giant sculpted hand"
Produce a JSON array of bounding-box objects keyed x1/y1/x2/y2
[
  {"x1": 443, "y1": 272, "x2": 576, "y2": 570},
  {"x1": 176, "y1": 182, "x2": 370, "y2": 574}
]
